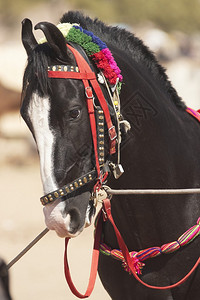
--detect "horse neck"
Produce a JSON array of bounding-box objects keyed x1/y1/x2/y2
[{"x1": 105, "y1": 53, "x2": 200, "y2": 250}]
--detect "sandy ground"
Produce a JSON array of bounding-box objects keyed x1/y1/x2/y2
[{"x1": 0, "y1": 162, "x2": 110, "y2": 300}]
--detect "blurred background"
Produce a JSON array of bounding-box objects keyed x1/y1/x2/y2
[{"x1": 0, "y1": 0, "x2": 200, "y2": 299}]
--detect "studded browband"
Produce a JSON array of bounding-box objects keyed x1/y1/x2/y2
[{"x1": 48, "y1": 65, "x2": 79, "y2": 72}]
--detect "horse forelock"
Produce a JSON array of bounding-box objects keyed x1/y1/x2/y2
[{"x1": 22, "y1": 43, "x2": 53, "y2": 98}]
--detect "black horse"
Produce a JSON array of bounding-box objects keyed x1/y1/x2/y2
[{"x1": 21, "y1": 11, "x2": 200, "y2": 300}]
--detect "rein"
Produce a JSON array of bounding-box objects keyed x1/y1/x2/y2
[
  {"x1": 64, "y1": 197, "x2": 200, "y2": 298},
  {"x1": 7, "y1": 188, "x2": 200, "y2": 295}
]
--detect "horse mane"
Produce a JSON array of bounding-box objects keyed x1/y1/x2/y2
[{"x1": 60, "y1": 11, "x2": 186, "y2": 109}]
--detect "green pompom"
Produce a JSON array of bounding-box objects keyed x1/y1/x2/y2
[
  {"x1": 67, "y1": 27, "x2": 91, "y2": 44},
  {"x1": 67, "y1": 27, "x2": 100, "y2": 56}
]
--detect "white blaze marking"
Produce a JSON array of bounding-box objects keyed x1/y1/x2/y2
[
  {"x1": 28, "y1": 92, "x2": 57, "y2": 194},
  {"x1": 27, "y1": 92, "x2": 90, "y2": 238}
]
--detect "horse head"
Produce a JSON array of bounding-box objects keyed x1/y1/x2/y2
[
  {"x1": 21, "y1": 19, "x2": 101, "y2": 238},
  {"x1": 20, "y1": 19, "x2": 121, "y2": 238}
]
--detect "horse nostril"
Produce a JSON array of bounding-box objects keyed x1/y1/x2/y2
[{"x1": 67, "y1": 208, "x2": 81, "y2": 234}]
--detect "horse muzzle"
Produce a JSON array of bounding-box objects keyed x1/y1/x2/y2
[{"x1": 43, "y1": 191, "x2": 93, "y2": 238}]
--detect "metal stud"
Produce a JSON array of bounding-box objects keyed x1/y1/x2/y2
[
  {"x1": 78, "y1": 179, "x2": 83, "y2": 186},
  {"x1": 100, "y1": 141, "x2": 104, "y2": 145},
  {"x1": 70, "y1": 184, "x2": 74, "y2": 191},
  {"x1": 89, "y1": 174, "x2": 92, "y2": 180},
  {"x1": 59, "y1": 189, "x2": 64, "y2": 196},
  {"x1": 100, "y1": 152, "x2": 104, "y2": 157},
  {"x1": 83, "y1": 177, "x2": 87, "y2": 183},
  {"x1": 54, "y1": 192, "x2": 59, "y2": 198},
  {"x1": 65, "y1": 186, "x2": 70, "y2": 193},
  {"x1": 99, "y1": 116, "x2": 104, "y2": 120},
  {"x1": 74, "y1": 182, "x2": 78, "y2": 188}
]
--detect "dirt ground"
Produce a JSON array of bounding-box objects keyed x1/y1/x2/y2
[{"x1": 0, "y1": 162, "x2": 110, "y2": 300}]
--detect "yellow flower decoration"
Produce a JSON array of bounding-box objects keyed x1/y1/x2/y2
[{"x1": 38, "y1": 22, "x2": 79, "y2": 44}]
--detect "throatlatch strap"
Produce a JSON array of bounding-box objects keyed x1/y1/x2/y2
[{"x1": 64, "y1": 210, "x2": 103, "y2": 298}]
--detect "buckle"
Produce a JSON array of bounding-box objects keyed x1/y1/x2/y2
[
  {"x1": 108, "y1": 126, "x2": 117, "y2": 141},
  {"x1": 85, "y1": 87, "x2": 94, "y2": 99}
]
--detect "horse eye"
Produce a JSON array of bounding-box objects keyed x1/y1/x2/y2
[{"x1": 69, "y1": 109, "x2": 81, "y2": 119}]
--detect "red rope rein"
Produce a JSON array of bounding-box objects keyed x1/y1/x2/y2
[
  {"x1": 102, "y1": 198, "x2": 200, "y2": 290},
  {"x1": 100, "y1": 217, "x2": 200, "y2": 274},
  {"x1": 64, "y1": 198, "x2": 200, "y2": 298},
  {"x1": 64, "y1": 210, "x2": 103, "y2": 298}
]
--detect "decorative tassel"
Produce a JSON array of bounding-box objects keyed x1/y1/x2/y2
[
  {"x1": 122, "y1": 254, "x2": 145, "y2": 275},
  {"x1": 99, "y1": 215, "x2": 200, "y2": 276}
]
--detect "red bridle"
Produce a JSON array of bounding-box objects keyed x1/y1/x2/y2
[
  {"x1": 48, "y1": 44, "x2": 117, "y2": 179},
  {"x1": 40, "y1": 44, "x2": 119, "y2": 206}
]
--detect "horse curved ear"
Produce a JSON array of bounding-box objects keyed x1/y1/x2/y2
[
  {"x1": 34, "y1": 22, "x2": 69, "y2": 61},
  {"x1": 21, "y1": 18, "x2": 38, "y2": 56}
]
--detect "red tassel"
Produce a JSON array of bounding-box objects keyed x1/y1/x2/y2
[{"x1": 122, "y1": 256, "x2": 145, "y2": 275}]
